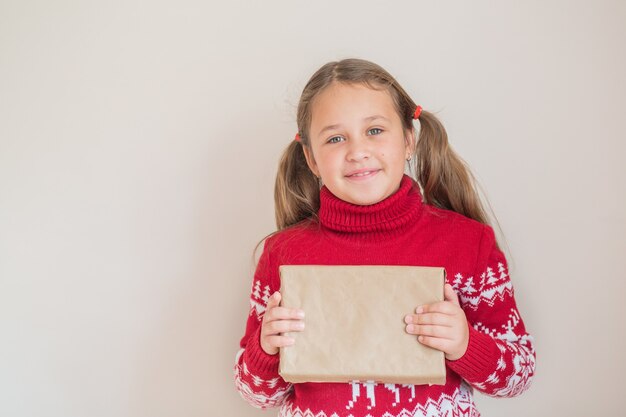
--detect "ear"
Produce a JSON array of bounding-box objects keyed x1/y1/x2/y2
[
  {"x1": 301, "y1": 145, "x2": 321, "y2": 177},
  {"x1": 404, "y1": 127, "x2": 416, "y2": 159}
]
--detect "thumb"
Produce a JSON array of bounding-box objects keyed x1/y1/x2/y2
[
  {"x1": 444, "y1": 283, "x2": 461, "y2": 306},
  {"x1": 266, "y1": 291, "x2": 281, "y2": 310}
]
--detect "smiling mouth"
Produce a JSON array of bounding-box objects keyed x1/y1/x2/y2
[{"x1": 346, "y1": 169, "x2": 380, "y2": 178}]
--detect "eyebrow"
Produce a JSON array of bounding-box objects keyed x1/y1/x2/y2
[{"x1": 316, "y1": 115, "x2": 390, "y2": 137}]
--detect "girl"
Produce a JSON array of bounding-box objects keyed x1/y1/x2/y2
[{"x1": 234, "y1": 58, "x2": 535, "y2": 417}]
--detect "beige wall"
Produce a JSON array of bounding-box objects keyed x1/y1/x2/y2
[{"x1": 1, "y1": 1, "x2": 625, "y2": 416}]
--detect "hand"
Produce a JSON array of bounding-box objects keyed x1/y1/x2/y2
[
  {"x1": 404, "y1": 283, "x2": 469, "y2": 361},
  {"x1": 260, "y1": 291, "x2": 306, "y2": 356}
]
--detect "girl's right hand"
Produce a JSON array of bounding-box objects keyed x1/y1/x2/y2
[{"x1": 260, "y1": 291, "x2": 305, "y2": 355}]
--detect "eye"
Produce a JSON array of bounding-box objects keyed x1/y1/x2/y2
[
  {"x1": 327, "y1": 136, "x2": 344, "y2": 144},
  {"x1": 368, "y1": 128, "x2": 383, "y2": 135}
]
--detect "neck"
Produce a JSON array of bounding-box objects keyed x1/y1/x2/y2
[{"x1": 317, "y1": 174, "x2": 424, "y2": 242}]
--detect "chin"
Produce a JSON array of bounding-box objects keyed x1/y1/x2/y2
[{"x1": 345, "y1": 194, "x2": 386, "y2": 206}]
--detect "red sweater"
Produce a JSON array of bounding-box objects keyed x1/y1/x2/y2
[{"x1": 234, "y1": 175, "x2": 535, "y2": 417}]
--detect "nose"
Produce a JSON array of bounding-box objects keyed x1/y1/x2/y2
[{"x1": 345, "y1": 136, "x2": 371, "y2": 162}]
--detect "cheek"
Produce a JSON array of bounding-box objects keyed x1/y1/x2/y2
[{"x1": 316, "y1": 151, "x2": 338, "y2": 171}]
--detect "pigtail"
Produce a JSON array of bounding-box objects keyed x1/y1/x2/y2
[
  {"x1": 413, "y1": 110, "x2": 502, "y2": 251},
  {"x1": 252, "y1": 141, "x2": 319, "y2": 261},
  {"x1": 274, "y1": 141, "x2": 320, "y2": 230}
]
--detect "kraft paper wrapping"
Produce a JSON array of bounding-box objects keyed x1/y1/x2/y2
[{"x1": 278, "y1": 265, "x2": 446, "y2": 385}]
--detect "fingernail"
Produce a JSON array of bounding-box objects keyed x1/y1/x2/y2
[
  {"x1": 404, "y1": 315, "x2": 412, "y2": 324},
  {"x1": 415, "y1": 306, "x2": 423, "y2": 314},
  {"x1": 296, "y1": 310, "x2": 305, "y2": 318},
  {"x1": 406, "y1": 324, "x2": 414, "y2": 333},
  {"x1": 295, "y1": 322, "x2": 305, "y2": 330}
]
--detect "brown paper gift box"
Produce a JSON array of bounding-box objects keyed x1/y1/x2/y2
[{"x1": 278, "y1": 265, "x2": 447, "y2": 385}]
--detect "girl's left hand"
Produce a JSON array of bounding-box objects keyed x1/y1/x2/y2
[{"x1": 404, "y1": 283, "x2": 469, "y2": 361}]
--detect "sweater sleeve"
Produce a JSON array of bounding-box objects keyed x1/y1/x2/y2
[
  {"x1": 233, "y1": 236, "x2": 293, "y2": 408},
  {"x1": 446, "y1": 224, "x2": 536, "y2": 397}
]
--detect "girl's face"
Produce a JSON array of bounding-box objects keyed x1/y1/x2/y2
[{"x1": 302, "y1": 82, "x2": 415, "y2": 206}]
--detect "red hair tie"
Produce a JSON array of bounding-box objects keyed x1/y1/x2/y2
[
  {"x1": 413, "y1": 105, "x2": 423, "y2": 120},
  {"x1": 294, "y1": 133, "x2": 301, "y2": 142}
]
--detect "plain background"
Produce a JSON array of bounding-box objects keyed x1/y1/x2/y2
[{"x1": 1, "y1": 1, "x2": 625, "y2": 416}]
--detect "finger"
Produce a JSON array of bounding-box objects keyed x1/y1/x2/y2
[
  {"x1": 264, "y1": 291, "x2": 281, "y2": 316},
  {"x1": 406, "y1": 324, "x2": 453, "y2": 339},
  {"x1": 265, "y1": 335, "x2": 296, "y2": 349},
  {"x1": 264, "y1": 319, "x2": 305, "y2": 336},
  {"x1": 265, "y1": 306, "x2": 305, "y2": 322},
  {"x1": 444, "y1": 284, "x2": 461, "y2": 307},
  {"x1": 404, "y1": 312, "x2": 453, "y2": 327},
  {"x1": 417, "y1": 335, "x2": 450, "y2": 354},
  {"x1": 416, "y1": 300, "x2": 458, "y2": 315}
]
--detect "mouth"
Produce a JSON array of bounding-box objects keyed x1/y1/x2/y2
[{"x1": 345, "y1": 169, "x2": 381, "y2": 179}]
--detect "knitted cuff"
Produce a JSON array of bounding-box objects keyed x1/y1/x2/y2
[
  {"x1": 446, "y1": 323, "x2": 500, "y2": 383},
  {"x1": 243, "y1": 325, "x2": 281, "y2": 378}
]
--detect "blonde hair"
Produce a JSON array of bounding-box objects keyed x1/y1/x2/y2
[{"x1": 263, "y1": 58, "x2": 504, "y2": 253}]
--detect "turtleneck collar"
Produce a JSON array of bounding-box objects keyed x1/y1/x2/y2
[{"x1": 318, "y1": 174, "x2": 424, "y2": 241}]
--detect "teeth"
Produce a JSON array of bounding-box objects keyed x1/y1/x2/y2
[{"x1": 352, "y1": 171, "x2": 373, "y2": 177}]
